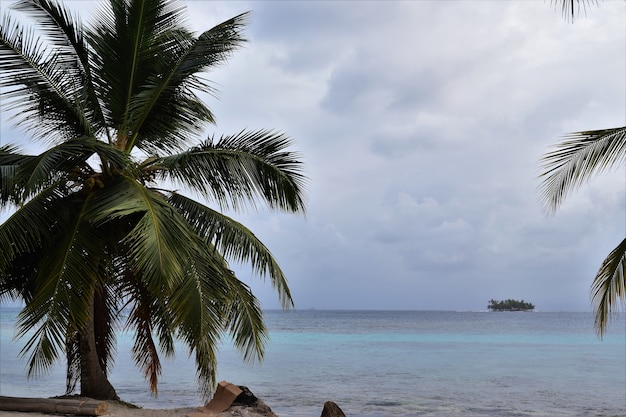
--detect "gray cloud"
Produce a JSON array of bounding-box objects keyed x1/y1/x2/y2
[{"x1": 2, "y1": 0, "x2": 625, "y2": 312}]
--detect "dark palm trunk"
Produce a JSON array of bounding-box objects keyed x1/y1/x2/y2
[{"x1": 79, "y1": 297, "x2": 119, "y2": 400}]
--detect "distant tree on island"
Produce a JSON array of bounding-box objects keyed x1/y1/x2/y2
[{"x1": 488, "y1": 299, "x2": 535, "y2": 311}]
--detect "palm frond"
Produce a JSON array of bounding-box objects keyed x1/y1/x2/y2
[
  {"x1": 552, "y1": 0, "x2": 601, "y2": 22},
  {"x1": 0, "y1": 248, "x2": 39, "y2": 303},
  {"x1": 9, "y1": 0, "x2": 111, "y2": 139},
  {"x1": 93, "y1": 281, "x2": 118, "y2": 376},
  {"x1": 88, "y1": 0, "x2": 192, "y2": 150},
  {"x1": 0, "y1": 9, "x2": 94, "y2": 141},
  {"x1": 169, "y1": 249, "x2": 230, "y2": 332},
  {"x1": 168, "y1": 192, "x2": 294, "y2": 308},
  {"x1": 189, "y1": 332, "x2": 219, "y2": 400},
  {"x1": 11, "y1": 0, "x2": 86, "y2": 65},
  {"x1": 538, "y1": 126, "x2": 626, "y2": 213},
  {"x1": 168, "y1": 235, "x2": 264, "y2": 399},
  {"x1": 126, "y1": 292, "x2": 164, "y2": 396},
  {"x1": 0, "y1": 141, "x2": 89, "y2": 205},
  {"x1": 0, "y1": 144, "x2": 31, "y2": 205},
  {"x1": 0, "y1": 138, "x2": 130, "y2": 206},
  {"x1": 122, "y1": 28, "x2": 214, "y2": 154},
  {"x1": 125, "y1": 12, "x2": 249, "y2": 153},
  {"x1": 223, "y1": 278, "x2": 267, "y2": 363},
  {"x1": 591, "y1": 237, "x2": 626, "y2": 337},
  {"x1": 172, "y1": 256, "x2": 226, "y2": 399},
  {"x1": 175, "y1": 261, "x2": 267, "y2": 400},
  {"x1": 121, "y1": 255, "x2": 211, "y2": 395},
  {"x1": 0, "y1": 181, "x2": 70, "y2": 271},
  {"x1": 15, "y1": 193, "x2": 104, "y2": 377},
  {"x1": 87, "y1": 175, "x2": 195, "y2": 294},
  {"x1": 159, "y1": 129, "x2": 307, "y2": 213}
]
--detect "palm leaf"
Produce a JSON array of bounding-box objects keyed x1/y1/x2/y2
[
  {"x1": 169, "y1": 247, "x2": 231, "y2": 333},
  {"x1": 538, "y1": 126, "x2": 626, "y2": 213},
  {"x1": 11, "y1": 0, "x2": 84, "y2": 57},
  {"x1": 125, "y1": 12, "x2": 249, "y2": 153},
  {"x1": 88, "y1": 0, "x2": 191, "y2": 150},
  {"x1": 125, "y1": 287, "x2": 165, "y2": 396},
  {"x1": 0, "y1": 144, "x2": 30, "y2": 205},
  {"x1": 0, "y1": 10, "x2": 93, "y2": 141},
  {"x1": 92, "y1": 280, "x2": 119, "y2": 376},
  {"x1": 0, "y1": 138, "x2": 130, "y2": 206},
  {"x1": 178, "y1": 261, "x2": 266, "y2": 399},
  {"x1": 8, "y1": 0, "x2": 110, "y2": 142},
  {"x1": 1, "y1": 141, "x2": 93, "y2": 204},
  {"x1": 16, "y1": 193, "x2": 103, "y2": 377},
  {"x1": 223, "y1": 278, "x2": 267, "y2": 364},
  {"x1": 165, "y1": 230, "x2": 266, "y2": 399},
  {"x1": 159, "y1": 129, "x2": 307, "y2": 212},
  {"x1": 121, "y1": 243, "x2": 228, "y2": 396},
  {"x1": 9, "y1": 0, "x2": 111, "y2": 139},
  {"x1": 591, "y1": 237, "x2": 626, "y2": 336},
  {"x1": 87, "y1": 175, "x2": 195, "y2": 294},
  {"x1": 188, "y1": 330, "x2": 219, "y2": 400},
  {"x1": 168, "y1": 192, "x2": 294, "y2": 308},
  {"x1": 7, "y1": 0, "x2": 108, "y2": 134},
  {"x1": 171, "y1": 251, "x2": 231, "y2": 399},
  {"x1": 552, "y1": 0, "x2": 601, "y2": 22},
  {"x1": 0, "y1": 181, "x2": 70, "y2": 271}
]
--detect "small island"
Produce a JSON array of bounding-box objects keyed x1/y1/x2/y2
[{"x1": 488, "y1": 299, "x2": 535, "y2": 311}]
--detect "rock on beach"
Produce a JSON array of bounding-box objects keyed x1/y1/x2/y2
[{"x1": 189, "y1": 382, "x2": 277, "y2": 417}]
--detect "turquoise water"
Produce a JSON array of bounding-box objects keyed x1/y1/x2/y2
[{"x1": 1, "y1": 308, "x2": 625, "y2": 416}]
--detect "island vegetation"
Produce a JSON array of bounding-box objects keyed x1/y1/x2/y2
[{"x1": 488, "y1": 299, "x2": 535, "y2": 311}]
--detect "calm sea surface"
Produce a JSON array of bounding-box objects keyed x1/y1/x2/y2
[{"x1": 1, "y1": 308, "x2": 625, "y2": 417}]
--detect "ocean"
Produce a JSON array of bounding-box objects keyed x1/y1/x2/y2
[{"x1": 1, "y1": 308, "x2": 625, "y2": 417}]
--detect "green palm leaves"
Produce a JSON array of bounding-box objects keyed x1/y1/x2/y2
[
  {"x1": 539, "y1": 128, "x2": 626, "y2": 213},
  {"x1": 0, "y1": 0, "x2": 306, "y2": 400},
  {"x1": 591, "y1": 237, "x2": 626, "y2": 335},
  {"x1": 539, "y1": 127, "x2": 626, "y2": 336},
  {"x1": 552, "y1": 0, "x2": 600, "y2": 22},
  {"x1": 1, "y1": 0, "x2": 95, "y2": 141},
  {"x1": 161, "y1": 130, "x2": 306, "y2": 212}
]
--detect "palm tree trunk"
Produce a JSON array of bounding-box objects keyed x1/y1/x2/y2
[{"x1": 79, "y1": 296, "x2": 119, "y2": 400}]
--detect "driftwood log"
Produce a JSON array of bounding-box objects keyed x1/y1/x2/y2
[{"x1": 0, "y1": 396, "x2": 108, "y2": 416}]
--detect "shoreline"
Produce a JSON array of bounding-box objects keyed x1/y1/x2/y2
[
  {"x1": 0, "y1": 401, "x2": 280, "y2": 417},
  {"x1": 0, "y1": 388, "x2": 282, "y2": 417},
  {"x1": 0, "y1": 401, "x2": 198, "y2": 417}
]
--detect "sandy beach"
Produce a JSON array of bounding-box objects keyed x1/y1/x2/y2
[
  {"x1": 0, "y1": 381, "x2": 280, "y2": 417},
  {"x1": 0, "y1": 401, "x2": 279, "y2": 417},
  {"x1": 0, "y1": 401, "x2": 197, "y2": 417},
  {"x1": 0, "y1": 390, "x2": 279, "y2": 417}
]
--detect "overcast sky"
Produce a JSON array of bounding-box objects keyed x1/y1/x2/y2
[{"x1": 1, "y1": 0, "x2": 625, "y2": 312}]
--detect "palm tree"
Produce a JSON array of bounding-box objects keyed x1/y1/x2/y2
[
  {"x1": 0, "y1": 0, "x2": 306, "y2": 401},
  {"x1": 539, "y1": 128, "x2": 626, "y2": 335},
  {"x1": 540, "y1": 0, "x2": 624, "y2": 337}
]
